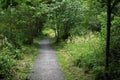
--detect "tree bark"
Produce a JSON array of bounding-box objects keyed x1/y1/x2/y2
[{"x1": 105, "y1": 0, "x2": 111, "y2": 79}]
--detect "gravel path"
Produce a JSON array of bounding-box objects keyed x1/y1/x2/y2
[{"x1": 30, "y1": 39, "x2": 65, "y2": 80}]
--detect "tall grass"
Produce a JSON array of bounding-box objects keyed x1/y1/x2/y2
[
  {"x1": 0, "y1": 36, "x2": 38, "y2": 80},
  {"x1": 56, "y1": 32, "x2": 106, "y2": 80}
]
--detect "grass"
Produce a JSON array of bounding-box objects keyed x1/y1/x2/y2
[
  {"x1": 11, "y1": 38, "x2": 39, "y2": 80},
  {"x1": 54, "y1": 32, "x2": 105, "y2": 80},
  {"x1": 54, "y1": 42, "x2": 93, "y2": 80}
]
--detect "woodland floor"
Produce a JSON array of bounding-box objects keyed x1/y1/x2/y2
[{"x1": 30, "y1": 38, "x2": 65, "y2": 80}]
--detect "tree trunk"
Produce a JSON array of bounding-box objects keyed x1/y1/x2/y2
[{"x1": 105, "y1": 0, "x2": 111, "y2": 79}]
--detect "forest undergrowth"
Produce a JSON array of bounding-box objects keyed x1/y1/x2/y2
[
  {"x1": 0, "y1": 37, "x2": 39, "y2": 80},
  {"x1": 55, "y1": 32, "x2": 105, "y2": 80},
  {"x1": 0, "y1": 0, "x2": 120, "y2": 80}
]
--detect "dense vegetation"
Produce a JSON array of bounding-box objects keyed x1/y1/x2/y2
[{"x1": 0, "y1": 0, "x2": 120, "y2": 80}]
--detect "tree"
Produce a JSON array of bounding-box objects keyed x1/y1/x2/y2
[{"x1": 105, "y1": 0, "x2": 111, "y2": 79}]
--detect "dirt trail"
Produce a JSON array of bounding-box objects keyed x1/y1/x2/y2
[{"x1": 30, "y1": 38, "x2": 65, "y2": 80}]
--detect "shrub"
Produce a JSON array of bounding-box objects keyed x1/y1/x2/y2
[
  {"x1": 100, "y1": 16, "x2": 120, "y2": 80},
  {"x1": 65, "y1": 32, "x2": 105, "y2": 79},
  {"x1": 12, "y1": 49, "x2": 24, "y2": 60},
  {"x1": 0, "y1": 48, "x2": 16, "y2": 79}
]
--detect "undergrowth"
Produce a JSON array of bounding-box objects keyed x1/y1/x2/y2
[
  {"x1": 55, "y1": 32, "x2": 105, "y2": 80},
  {"x1": 11, "y1": 45, "x2": 38, "y2": 80},
  {"x1": 0, "y1": 36, "x2": 38, "y2": 80}
]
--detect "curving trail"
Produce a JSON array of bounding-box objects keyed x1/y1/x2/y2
[{"x1": 30, "y1": 39, "x2": 65, "y2": 80}]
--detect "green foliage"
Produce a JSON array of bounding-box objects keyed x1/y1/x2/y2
[
  {"x1": 46, "y1": 0, "x2": 106, "y2": 42},
  {"x1": 64, "y1": 32, "x2": 105, "y2": 79},
  {"x1": 99, "y1": 15, "x2": 120, "y2": 79},
  {"x1": 0, "y1": 48, "x2": 16, "y2": 79},
  {"x1": 47, "y1": 0, "x2": 83, "y2": 41},
  {"x1": 0, "y1": 0, "x2": 49, "y2": 45},
  {"x1": 55, "y1": 42, "x2": 93, "y2": 80},
  {"x1": 0, "y1": 0, "x2": 49, "y2": 79},
  {"x1": 0, "y1": 0, "x2": 120, "y2": 80},
  {"x1": 0, "y1": 34, "x2": 38, "y2": 80},
  {"x1": 109, "y1": 16, "x2": 120, "y2": 79},
  {"x1": 97, "y1": 12, "x2": 107, "y2": 28}
]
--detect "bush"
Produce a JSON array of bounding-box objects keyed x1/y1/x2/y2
[
  {"x1": 0, "y1": 35, "x2": 23, "y2": 79},
  {"x1": 0, "y1": 35, "x2": 23, "y2": 60},
  {"x1": 100, "y1": 16, "x2": 120, "y2": 80},
  {"x1": 12, "y1": 49, "x2": 24, "y2": 60},
  {"x1": 0, "y1": 48, "x2": 16, "y2": 79},
  {"x1": 65, "y1": 32, "x2": 105, "y2": 79}
]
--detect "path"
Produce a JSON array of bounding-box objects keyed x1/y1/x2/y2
[{"x1": 30, "y1": 39, "x2": 65, "y2": 80}]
